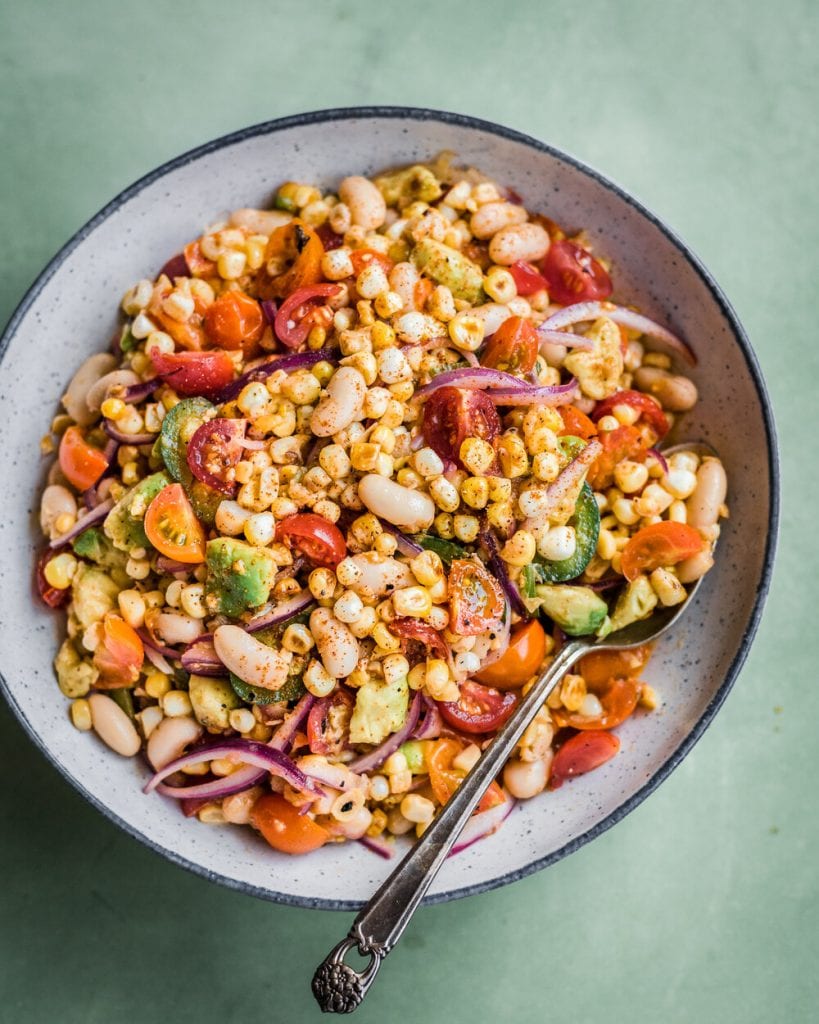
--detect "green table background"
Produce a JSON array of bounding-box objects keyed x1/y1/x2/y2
[{"x1": 1, "y1": 1, "x2": 816, "y2": 1021}]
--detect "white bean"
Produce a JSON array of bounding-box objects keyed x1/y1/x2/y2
[
  {"x1": 146, "y1": 714, "x2": 203, "y2": 770},
  {"x1": 85, "y1": 369, "x2": 141, "y2": 413},
  {"x1": 310, "y1": 366, "x2": 366, "y2": 438},
  {"x1": 88, "y1": 693, "x2": 141, "y2": 757},
  {"x1": 686, "y1": 459, "x2": 727, "y2": 530},
  {"x1": 470, "y1": 302, "x2": 513, "y2": 337},
  {"x1": 675, "y1": 548, "x2": 715, "y2": 584},
  {"x1": 62, "y1": 353, "x2": 118, "y2": 425},
  {"x1": 329, "y1": 805, "x2": 372, "y2": 840},
  {"x1": 222, "y1": 785, "x2": 264, "y2": 824},
  {"x1": 488, "y1": 222, "x2": 550, "y2": 265},
  {"x1": 154, "y1": 611, "x2": 206, "y2": 646},
  {"x1": 389, "y1": 262, "x2": 421, "y2": 312},
  {"x1": 503, "y1": 755, "x2": 551, "y2": 799},
  {"x1": 310, "y1": 608, "x2": 360, "y2": 678},
  {"x1": 40, "y1": 484, "x2": 78, "y2": 537},
  {"x1": 339, "y1": 176, "x2": 387, "y2": 230},
  {"x1": 469, "y1": 201, "x2": 527, "y2": 240},
  {"x1": 347, "y1": 552, "x2": 416, "y2": 598},
  {"x1": 228, "y1": 207, "x2": 292, "y2": 234},
  {"x1": 540, "y1": 341, "x2": 567, "y2": 368},
  {"x1": 213, "y1": 624, "x2": 293, "y2": 691},
  {"x1": 358, "y1": 475, "x2": 435, "y2": 532},
  {"x1": 633, "y1": 366, "x2": 699, "y2": 412}
]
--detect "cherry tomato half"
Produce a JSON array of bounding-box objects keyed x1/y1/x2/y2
[
  {"x1": 541, "y1": 240, "x2": 613, "y2": 306},
  {"x1": 579, "y1": 644, "x2": 652, "y2": 689},
  {"x1": 592, "y1": 389, "x2": 670, "y2": 439},
  {"x1": 422, "y1": 387, "x2": 500, "y2": 471},
  {"x1": 276, "y1": 513, "x2": 347, "y2": 568},
  {"x1": 558, "y1": 405, "x2": 599, "y2": 441},
  {"x1": 203, "y1": 289, "x2": 264, "y2": 356},
  {"x1": 273, "y1": 284, "x2": 341, "y2": 349},
  {"x1": 144, "y1": 483, "x2": 207, "y2": 563},
  {"x1": 388, "y1": 617, "x2": 449, "y2": 660},
  {"x1": 553, "y1": 677, "x2": 639, "y2": 731},
  {"x1": 250, "y1": 793, "x2": 329, "y2": 855},
  {"x1": 586, "y1": 423, "x2": 656, "y2": 491},
  {"x1": 150, "y1": 348, "x2": 236, "y2": 398},
  {"x1": 349, "y1": 249, "x2": 394, "y2": 277},
  {"x1": 316, "y1": 224, "x2": 344, "y2": 251},
  {"x1": 186, "y1": 418, "x2": 247, "y2": 496},
  {"x1": 259, "y1": 219, "x2": 324, "y2": 300},
  {"x1": 427, "y1": 738, "x2": 506, "y2": 811},
  {"x1": 307, "y1": 689, "x2": 354, "y2": 756},
  {"x1": 475, "y1": 620, "x2": 547, "y2": 690},
  {"x1": 509, "y1": 260, "x2": 550, "y2": 296},
  {"x1": 481, "y1": 316, "x2": 539, "y2": 374},
  {"x1": 158, "y1": 252, "x2": 189, "y2": 280},
  {"x1": 549, "y1": 730, "x2": 620, "y2": 789},
  {"x1": 183, "y1": 239, "x2": 217, "y2": 278},
  {"x1": 448, "y1": 559, "x2": 505, "y2": 636},
  {"x1": 58, "y1": 426, "x2": 109, "y2": 492},
  {"x1": 439, "y1": 680, "x2": 517, "y2": 735},
  {"x1": 93, "y1": 614, "x2": 145, "y2": 687},
  {"x1": 620, "y1": 522, "x2": 704, "y2": 582},
  {"x1": 36, "y1": 548, "x2": 71, "y2": 609}
]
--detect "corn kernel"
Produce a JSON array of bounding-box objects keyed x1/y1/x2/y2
[
  {"x1": 639, "y1": 684, "x2": 659, "y2": 710},
  {"x1": 459, "y1": 437, "x2": 496, "y2": 476},
  {"x1": 497, "y1": 433, "x2": 528, "y2": 478},
  {"x1": 162, "y1": 690, "x2": 193, "y2": 717},
  {"x1": 70, "y1": 698, "x2": 92, "y2": 731},
  {"x1": 44, "y1": 552, "x2": 78, "y2": 590},
  {"x1": 614, "y1": 460, "x2": 649, "y2": 494},
  {"x1": 460, "y1": 476, "x2": 490, "y2": 509},
  {"x1": 117, "y1": 589, "x2": 146, "y2": 630},
  {"x1": 372, "y1": 622, "x2": 401, "y2": 652},
  {"x1": 304, "y1": 659, "x2": 336, "y2": 697},
  {"x1": 400, "y1": 793, "x2": 435, "y2": 824},
  {"x1": 308, "y1": 567, "x2": 337, "y2": 601},
  {"x1": 448, "y1": 311, "x2": 484, "y2": 352},
  {"x1": 453, "y1": 515, "x2": 479, "y2": 543},
  {"x1": 217, "y1": 250, "x2": 247, "y2": 280},
  {"x1": 502, "y1": 530, "x2": 537, "y2": 566},
  {"x1": 483, "y1": 266, "x2": 517, "y2": 303}
]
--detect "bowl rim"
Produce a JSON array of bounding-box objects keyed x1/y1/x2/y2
[{"x1": 0, "y1": 105, "x2": 780, "y2": 911}]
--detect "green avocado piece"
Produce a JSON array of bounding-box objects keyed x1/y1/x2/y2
[
  {"x1": 70, "y1": 564, "x2": 120, "y2": 630},
  {"x1": 159, "y1": 397, "x2": 213, "y2": 481},
  {"x1": 374, "y1": 164, "x2": 442, "y2": 208},
  {"x1": 54, "y1": 639, "x2": 98, "y2": 698},
  {"x1": 411, "y1": 239, "x2": 486, "y2": 304},
  {"x1": 608, "y1": 576, "x2": 658, "y2": 634},
  {"x1": 72, "y1": 527, "x2": 127, "y2": 570},
  {"x1": 104, "y1": 471, "x2": 170, "y2": 552},
  {"x1": 349, "y1": 675, "x2": 409, "y2": 746},
  {"x1": 205, "y1": 538, "x2": 277, "y2": 618},
  {"x1": 189, "y1": 675, "x2": 241, "y2": 730},
  {"x1": 534, "y1": 584, "x2": 608, "y2": 636}
]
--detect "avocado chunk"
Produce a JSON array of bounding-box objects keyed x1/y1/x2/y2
[
  {"x1": 70, "y1": 563, "x2": 119, "y2": 630},
  {"x1": 349, "y1": 675, "x2": 409, "y2": 746},
  {"x1": 535, "y1": 584, "x2": 608, "y2": 636},
  {"x1": 411, "y1": 239, "x2": 486, "y2": 304},
  {"x1": 608, "y1": 576, "x2": 658, "y2": 634},
  {"x1": 54, "y1": 638, "x2": 98, "y2": 698},
  {"x1": 104, "y1": 471, "x2": 171, "y2": 552},
  {"x1": 374, "y1": 164, "x2": 442, "y2": 208},
  {"x1": 205, "y1": 538, "x2": 277, "y2": 618},
  {"x1": 189, "y1": 675, "x2": 241, "y2": 731},
  {"x1": 159, "y1": 397, "x2": 213, "y2": 481},
  {"x1": 72, "y1": 527, "x2": 127, "y2": 570}
]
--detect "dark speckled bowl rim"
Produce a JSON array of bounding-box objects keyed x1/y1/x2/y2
[{"x1": 0, "y1": 106, "x2": 779, "y2": 912}]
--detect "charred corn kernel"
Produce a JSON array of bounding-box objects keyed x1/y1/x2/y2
[
  {"x1": 229, "y1": 708, "x2": 256, "y2": 734},
  {"x1": 367, "y1": 809, "x2": 389, "y2": 838},
  {"x1": 308, "y1": 325, "x2": 328, "y2": 349},
  {"x1": 634, "y1": 483, "x2": 673, "y2": 518},
  {"x1": 388, "y1": 382, "x2": 414, "y2": 404},
  {"x1": 368, "y1": 426, "x2": 394, "y2": 455},
  {"x1": 376, "y1": 348, "x2": 411, "y2": 384},
  {"x1": 502, "y1": 530, "x2": 537, "y2": 566},
  {"x1": 497, "y1": 433, "x2": 528, "y2": 478},
  {"x1": 427, "y1": 284, "x2": 456, "y2": 322},
  {"x1": 395, "y1": 468, "x2": 421, "y2": 489},
  {"x1": 374, "y1": 533, "x2": 398, "y2": 557},
  {"x1": 392, "y1": 586, "x2": 432, "y2": 618},
  {"x1": 372, "y1": 622, "x2": 401, "y2": 652},
  {"x1": 526, "y1": 428, "x2": 559, "y2": 456},
  {"x1": 409, "y1": 550, "x2": 444, "y2": 587},
  {"x1": 312, "y1": 360, "x2": 335, "y2": 386},
  {"x1": 400, "y1": 793, "x2": 435, "y2": 824},
  {"x1": 561, "y1": 673, "x2": 587, "y2": 712},
  {"x1": 350, "y1": 442, "x2": 380, "y2": 473},
  {"x1": 162, "y1": 690, "x2": 193, "y2": 717},
  {"x1": 321, "y1": 247, "x2": 354, "y2": 281},
  {"x1": 532, "y1": 451, "x2": 561, "y2": 482},
  {"x1": 431, "y1": 513, "x2": 453, "y2": 540},
  {"x1": 381, "y1": 654, "x2": 409, "y2": 687},
  {"x1": 413, "y1": 447, "x2": 444, "y2": 478},
  {"x1": 486, "y1": 499, "x2": 516, "y2": 535},
  {"x1": 315, "y1": 444, "x2": 349, "y2": 482},
  {"x1": 370, "y1": 320, "x2": 396, "y2": 351},
  {"x1": 453, "y1": 743, "x2": 482, "y2": 773},
  {"x1": 643, "y1": 352, "x2": 672, "y2": 369},
  {"x1": 308, "y1": 567, "x2": 337, "y2": 601},
  {"x1": 100, "y1": 397, "x2": 126, "y2": 420},
  {"x1": 378, "y1": 399, "x2": 405, "y2": 429},
  {"x1": 237, "y1": 382, "x2": 271, "y2": 417},
  {"x1": 344, "y1": 351, "x2": 378, "y2": 385},
  {"x1": 611, "y1": 402, "x2": 641, "y2": 426},
  {"x1": 362, "y1": 387, "x2": 390, "y2": 419},
  {"x1": 612, "y1": 497, "x2": 641, "y2": 525},
  {"x1": 117, "y1": 589, "x2": 146, "y2": 629},
  {"x1": 614, "y1": 460, "x2": 649, "y2": 494},
  {"x1": 459, "y1": 437, "x2": 496, "y2": 476},
  {"x1": 428, "y1": 476, "x2": 460, "y2": 513},
  {"x1": 483, "y1": 477, "x2": 509, "y2": 503},
  {"x1": 596, "y1": 528, "x2": 618, "y2": 561},
  {"x1": 218, "y1": 250, "x2": 246, "y2": 280},
  {"x1": 448, "y1": 311, "x2": 484, "y2": 352},
  {"x1": 639, "y1": 684, "x2": 659, "y2": 710},
  {"x1": 356, "y1": 301, "x2": 375, "y2": 328},
  {"x1": 304, "y1": 659, "x2": 337, "y2": 698},
  {"x1": 667, "y1": 499, "x2": 688, "y2": 524},
  {"x1": 452, "y1": 515, "x2": 479, "y2": 543},
  {"x1": 357, "y1": 263, "x2": 390, "y2": 299},
  {"x1": 349, "y1": 606, "x2": 377, "y2": 639},
  {"x1": 350, "y1": 513, "x2": 382, "y2": 548},
  {"x1": 664, "y1": 468, "x2": 698, "y2": 500},
  {"x1": 538, "y1": 526, "x2": 577, "y2": 561},
  {"x1": 335, "y1": 558, "x2": 363, "y2": 588},
  {"x1": 281, "y1": 622, "x2": 315, "y2": 655},
  {"x1": 180, "y1": 583, "x2": 207, "y2": 619},
  {"x1": 281, "y1": 370, "x2": 322, "y2": 406},
  {"x1": 334, "y1": 590, "x2": 365, "y2": 624},
  {"x1": 70, "y1": 698, "x2": 92, "y2": 731},
  {"x1": 484, "y1": 266, "x2": 517, "y2": 303},
  {"x1": 407, "y1": 663, "x2": 427, "y2": 690},
  {"x1": 460, "y1": 476, "x2": 490, "y2": 509},
  {"x1": 44, "y1": 552, "x2": 78, "y2": 590},
  {"x1": 650, "y1": 567, "x2": 687, "y2": 607},
  {"x1": 313, "y1": 499, "x2": 341, "y2": 523}
]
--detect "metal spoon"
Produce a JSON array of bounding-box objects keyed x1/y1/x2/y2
[{"x1": 312, "y1": 448, "x2": 714, "y2": 1013}]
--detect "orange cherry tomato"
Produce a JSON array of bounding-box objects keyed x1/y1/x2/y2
[
  {"x1": 558, "y1": 405, "x2": 599, "y2": 441},
  {"x1": 413, "y1": 277, "x2": 434, "y2": 310},
  {"x1": 620, "y1": 522, "x2": 704, "y2": 582},
  {"x1": 481, "y1": 316, "x2": 539, "y2": 374},
  {"x1": 250, "y1": 793, "x2": 329, "y2": 855},
  {"x1": 144, "y1": 483, "x2": 206, "y2": 563},
  {"x1": 427, "y1": 738, "x2": 505, "y2": 812},
  {"x1": 578, "y1": 644, "x2": 653, "y2": 690},
  {"x1": 93, "y1": 614, "x2": 145, "y2": 687},
  {"x1": 349, "y1": 248, "x2": 395, "y2": 277},
  {"x1": 259, "y1": 218, "x2": 324, "y2": 300},
  {"x1": 586, "y1": 423, "x2": 656, "y2": 490},
  {"x1": 184, "y1": 239, "x2": 217, "y2": 278},
  {"x1": 58, "y1": 426, "x2": 108, "y2": 492},
  {"x1": 592, "y1": 389, "x2": 669, "y2": 439},
  {"x1": 203, "y1": 289, "x2": 264, "y2": 355},
  {"x1": 448, "y1": 559, "x2": 505, "y2": 636},
  {"x1": 553, "y1": 677, "x2": 640, "y2": 731},
  {"x1": 549, "y1": 730, "x2": 620, "y2": 789},
  {"x1": 475, "y1": 620, "x2": 547, "y2": 690}
]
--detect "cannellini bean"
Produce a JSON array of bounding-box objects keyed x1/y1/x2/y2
[
  {"x1": 88, "y1": 693, "x2": 141, "y2": 757},
  {"x1": 310, "y1": 366, "x2": 366, "y2": 437},
  {"x1": 339, "y1": 175, "x2": 387, "y2": 230},
  {"x1": 470, "y1": 302, "x2": 514, "y2": 337},
  {"x1": 62, "y1": 353, "x2": 118, "y2": 425},
  {"x1": 503, "y1": 755, "x2": 551, "y2": 799},
  {"x1": 85, "y1": 369, "x2": 141, "y2": 413},
  {"x1": 358, "y1": 474, "x2": 436, "y2": 532},
  {"x1": 489, "y1": 222, "x2": 550, "y2": 265},
  {"x1": 675, "y1": 547, "x2": 715, "y2": 584},
  {"x1": 633, "y1": 366, "x2": 699, "y2": 412},
  {"x1": 222, "y1": 785, "x2": 264, "y2": 824},
  {"x1": 346, "y1": 552, "x2": 416, "y2": 598},
  {"x1": 40, "y1": 484, "x2": 78, "y2": 537},
  {"x1": 154, "y1": 611, "x2": 206, "y2": 646},
  {"x1": 213, "y1": 624, "x2": 293, "y2": 690},
  {"x1": 540, "y1": 341, "x2": 567, "y2": 368},
  {"x1": 309, "y1": 607, "x2": 360, "y2": 678},
  {"x1": 146, "y1": 714, "x2": 203, "y2": 770},
  {"x1": 228, "y1": 207, "x2": 292, "y2": 234},
  {"x1": 686, "y1": 459, "x2": 727, "y2": 530},
  {"x1": 469, "y1": 201, "x2": 528, "y2": 239},
  {"x1": 389, "y1": 262, "x2": 421, "y2": 312}
]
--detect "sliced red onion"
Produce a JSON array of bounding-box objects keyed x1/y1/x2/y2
[
  {"x1": 480, "y1": 526, "x2": 527, "y2": 618},
  {"x1": 159, "y1": 763, "x2": 267, "y2": 801},
  {"x1": 461, "y1": 350, "x2": 480, "y2": 366},
  {"x1": 260, "y1": 299, "x2": 277, "y2": 325},
  {"x1": 180, "y1": 795, "x2": 214, "y2": 817},
  {"x1": 586, "y1": 575, "x2": 624, "y2": 592},
  {"x1": 145, "y1": 646, "x2": 174, "y2": 675},
  {"x1": 450, "y1": 793, "x2": 516, "y2": 856},
  {"x1": 123, "y1": 378, "x2": 161, "y2": 403},
  {"x1": 213, "y1": 348, "x2": 340, "y2": 404},
  {"x1": 521, "y1": 438, "x2": 602, "y2": 532},
  {"x1": 410, "y1": 431, "x2": 425, "y2": 452},
  {"x1": 380, "y1": 521, "x2": 424, "y2": 558},
  {"x1": 136, "y1": 628, "x2": 180, "y2": 661},
  {"x1": 82, "y1": 486, "x2": 99, "y2": 511},
  {"x1": 155, "y1": 555, "x2": 193, "y2": 574},
  {"x1": 181, "y1": 638, "x2": 223, "y2": 676},
  {"x1": 483, "y1": 379, "x2": 579, "y2": 406},
  {"x1": 413, "y1": 696, "x2": 443, "y2": 740},
  {"x1": 415, "y1": 367, "x2": 528, "y2": 400},
  {"x1": 269, "y1": 693, "x2": 316, "y2": 752},
  {"x1": 647, "y1": 447, "x2": 669, "y2": 475},
  {"x1": 542, "y1": 301, "x2": 607, "y2": 331},
  {"x1": 358, "y1": 835, "x2": 395, "y2": 860},
  {"x1": 239, "y1": 437, "x2": 267, "y2": 450},
  {"x1": 246, "y1": 590, "x2": 313, "y2": 633},
  {"x1": 49, "y1": 498, "x2": 114, "y2": 549},
  {"x1": 144, "y1": 739, "x2": 325, "y2": 797},
  {"x1": 347, "y1": 693, "x2": 422, "y2": 774},
  {"x1": 103, "y1": 419, "x2": 157, "y2": 446},
  {"x1": 537, "y1": 328, "x2": 594, "y2": 349},
  {"x1": 297, "y1": 758, "x2": 361, "y2": 791}
]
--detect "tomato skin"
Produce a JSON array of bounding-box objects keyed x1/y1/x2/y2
[
  {"x1": 586, "y1": 423, "x2": 656, "y2": 490},
  {"x1": 150, "y1": 349, "x2": 236, "y2": 398},
  {"x1": 59, "y1": 426, "x2": 109, "y2": 492},
  {"x1": 184, "y1": 239, "x2": 217, "y2": 278},
  {"x1": 36, "y1": 549, "x2": 70, "y2": 609},
  {"x1": 592, "y1": 389, "x2": 669, "y2": 439},
  {"x1": 203, "y1": 290, "x2": 264, "y2": 356},
  {"x1": 349, "y1": 249, "x2": 394, "y2": 277},
  {"x1": 620, "y1": 522, "x2": 704, "y2": 582},
  {"x1": 144, "y1": 483, "x2": 207, "y2": 563},
  {"x1": 439, "y1": 680, "x2": 517, "y2": 735},
  {"x1": 558, "y1": 405, "x2": 598, "y2": 441},
  {"x1": 259, "y1": 219, "x2": 324, "y2": 300},
  {"x1": 481, "y1": 316, "x2": 538, "y2": 374},
  {"x1": 475, "y1": 620, "x2": 547, "y2": 690},
  {"x1": 276, "y1": 513, "x2": 346, "y2": 568},
  {"x1": 422, "y1": 387, "x2": 500, "y2": 471},
  {"x1": 273, "y1": 284, "x2": 341, "y2": 349},
  {"x1": 307, "y1": 690, "x2": 354, "y2": 756},
  {"x1": 541, "y1": 240, "x2": 613, "y2": 306},
  {"x1": 549, "y1": 730, "x2": 620, "y2": 789},
  {"x1": 186, "y1": 418, "x2": 246, "y2": 496},
  {"x1": 579, "y1": 644, "x2": 652, "y2": 689},
  {"x1": 316, "y1": 224, "x2": 344, "y2": 251},
  {"x1": 427, "y1": 738, "x2": 505, "y2": 811},
  {"x1": 509, "y1": 260, "x2": 550, "y2": 296},
  {"x1": 389, "y1": 617, "x2": 449, "y2": 660},
  {"x1": 250, "y1": 793, "x2": 329, "y2": 855},
  {"x1": 448, "y1": 559, "x2": 505, "y2": 636},
  {"x1": 93, "y1": 614, "x2": 145, "y2": 687},
  {"x1": 158, "y1": 252, "x2": 189, "y2": 280},
  {"x1": 553, "y1": 678, "x2": 639, "y2": 731}
]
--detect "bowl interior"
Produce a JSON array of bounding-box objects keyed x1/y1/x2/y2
[{"x1": 0, "y1": 110, "x2": 776, "y2": 908}]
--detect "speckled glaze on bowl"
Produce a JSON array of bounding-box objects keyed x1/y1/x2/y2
[{"x1": 0, "y1": 108, "x2": 778, "y2": 910}]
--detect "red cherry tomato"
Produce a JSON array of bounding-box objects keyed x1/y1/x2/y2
[
  {"x1": 93, "y1": 614, "x2": 145, "y2": 687},
  {"x1": 475, "y1": 620, "x2": 547, "y2": 690},
  {"x1": 273, "y1": 284, "x2": 341, "y2": 349},
  {"x1": 439, "y1": 680, "x2": 517, "y2": 735},
  {"x1": 558, "y1": 405, "x2": 599, "y2": 441},
  {"x1": 481, "y1": 316, "x2": 539, "y2": 374},
  {"x1": 144, "y1": 483, "x2": 207, "y2": 563},
  {"x1": 150, "y1": 349, "x2": 236, "y2": 398},
  {"x1": 306, "y1": 689, "x2": 354, "y2": 756},
  {"x1": 448, "y1": 559, "x2": 505, "y2": 637},
  {"x1": 579, "y1": 644, "x2": 653, "y2": 689},
  {"x1": 316, "y1": 224, "x2": 344, "y2": 251},
  {"x1": 158, "y1": 252, "x2": 189, "y2": 279},
  {"x1": 276, "y1": 513, "x2": 346, "y2": 568},
  {"x1": 509, "y1": 260, "x2": 550, "y2": 296},
  {"x1": 250, "y1": 793, "x2": 329, "y2": 855},
  {"x1": 183, "y1": 239, "x2": 217, "y2": 278},
  {"x1": 620, "y1": 522, "x2": 704, "y2": 582},
  {"x1": 186, "y1": 418, "x2": 247, "y2": 496},
  {"x1": 427, "y1": 738, "x2": 506, "y2": 811},
  {"x1": 541, "y1": 240, "x2": 613, "y2": 306},
  {"x1": 592, "y1": 389, "x2": 670, "y2": 439},
  {"x1": 349, "y1": 248, "x2": 395, "y2": 277},
  {"x1": 36, "y1": 548, "x2": 70, "y2": 609},
  {"x1": 553, "y1": 678, "x2": 640, "y2": 731},
  {"x1": 58, "y1": 426, "x2": 109, "y2": 492},
  {"x1": 203, "y1": 289, "x2": 264, "y2": 356},
  {"x1": 586, "y1": 424, "x2": 656, "y2": 490},
  {"x1": 388, "y1": 617, "x2": 449, "y2": 660},
  {"x1": 422, "y1": 387, "x2": 500, "y2": 471},
  {"x1": 549, "y1": 730, "x2": 620, "y2": 789}
]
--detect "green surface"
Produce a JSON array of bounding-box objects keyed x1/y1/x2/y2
[{"x1": 1, "y1": 0, "x2": 816, "y2": 1021}]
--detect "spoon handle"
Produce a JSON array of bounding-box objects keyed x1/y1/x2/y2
[{"x1": 311, "y1": 637, "x2": 587, "y2": 1013}]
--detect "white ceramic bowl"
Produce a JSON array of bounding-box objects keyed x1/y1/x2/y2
[{"x1": 0, "y1": 108, "x2": 778, "y2": 909}]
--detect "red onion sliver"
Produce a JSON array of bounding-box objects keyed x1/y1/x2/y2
[
  {"x1": 180, "y1": 639, "x2": 223, "y2": 676},
  {"x1": 158, "y1": 763, "x2": 267, "y2": 802},
  {"x1": 483, "y1": 379, "x2": 579, "y2": 406},
  {"x1": 415, "y1": 366, "x2": 528, "y2": 399},
  {"x1": 537, "y1": 329, "x2": 594, "y2": 349},
  {"x1": 647, "y1": 447, "x2": 669, "y2": 475},
  {"x1": 144, "y1": 646, "x2": 173, "y2": 676},
  {"x1": 269, "y1": 693, "x2": 316, "y2": 752},
  {"x1": 542, "y1": 301, "x2": 606, "y2": 331},
  {"x1": 413, "y1": 696, "x2": 443, "y2": 740},
  {"x1": 480, "y1": 526, "x2": 527, "y2": 619},
  {"x1": 123, "y1": 378, "x2": 161, "y2": 403},
  {"x1": 347, "y1": 693, "x2": 422, "y2": 774},
  {"x1": 358, "y1": 835, "x2": 395, "y2": 860},
  {"x1": 246, "y1": 590, "x2": 313, "y2": 633},
  {"x1": 102, "y1": 419, "x2": 156, "y2": 446},
  {"x1": 136, "y1": 628, "x2": 179, "y2": 661},
  {"x1": 380, "y1": 521, "x2": 424, "y2": 557},
  {"x1": 155, "y1": 555, "x2": 193, "y2": 574},
  {"x1": 49, "y1": 498, "x2": 114, "y2": 549},
  {"x1": 260, "y1": 299, "x2": 277, "y2": 325},
  {"x1": 450, "y1": 793, "x2": 516, "y2": 856}
]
